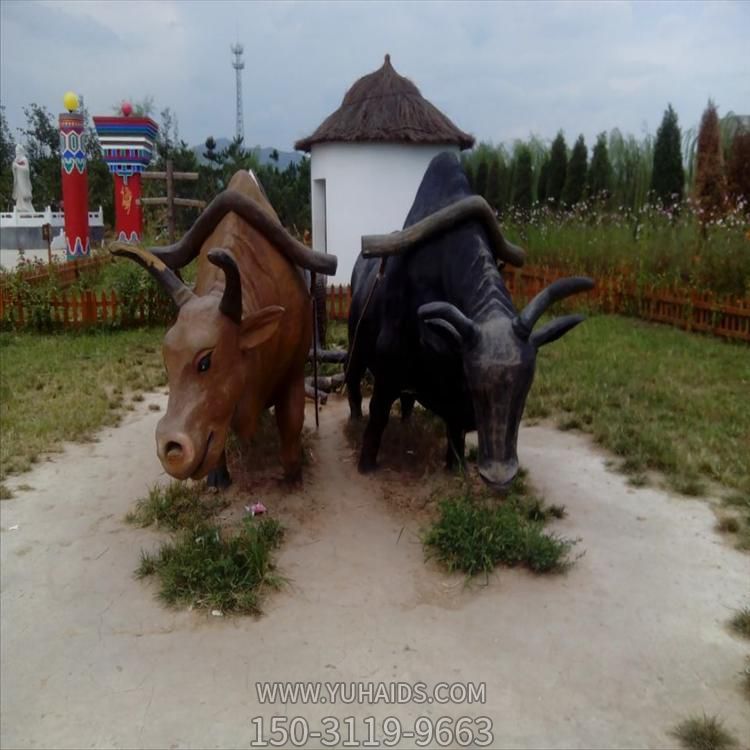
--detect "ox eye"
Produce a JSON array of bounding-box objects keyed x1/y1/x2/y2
[{"x1": 197, "y1": 352, "x2": 212, "y2": 373}]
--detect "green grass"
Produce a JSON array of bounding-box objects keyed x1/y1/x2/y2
[
  {"x1": 136, "y1": 517, "x2": 284, "y2": 614},
  {"x1": 0, "y1": 328, "x2": 165, "y2": 480},
  {"x1": 670, "y1": 714, "x2": 739, "y2": 750},
  {"x1": 728, "y1": 607, "x2": 750, "y2": 640},
  {"x1": 423, "y1": 472, "x2": 576, "y2": 576},
  {"x1": 125, "y1": 481, "x2": 228, "y2": 531},
  {"x1": 525, "y1": 315, "x2": 750, "y2": 498}
]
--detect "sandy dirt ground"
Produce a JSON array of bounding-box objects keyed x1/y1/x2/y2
[{"x1": 1, "y1": 394, "x2": 749, "y2": 750}]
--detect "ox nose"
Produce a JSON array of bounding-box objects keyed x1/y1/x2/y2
[
  {"x1": 156, "y1": 431, "x2": 196, "y2": 479},
  {"x1": 478, "y1": 458, "x2": 519, "y2": 493}
]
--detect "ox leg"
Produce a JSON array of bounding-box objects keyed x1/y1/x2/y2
[
  {"x1": 346, "y1": 353, "x2": 366, "y2": 421},
  {"x1": 445, "y1": 422, "x2": 466, "y2": 472},
  {"x1": 400, "y1": 393, "x2": 415, "y2": 421},
  {"x1": 275, "y1": 376, "x2": 305, "y2": 482},
  {"x1": 358, "y1": 381, "x2": 397, "y2": 474},
  {"x1": 207, "y1": 451, "x2": 232, "y2": 491}
]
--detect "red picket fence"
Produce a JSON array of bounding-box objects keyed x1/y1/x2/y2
[
  {"x1": 325, "y1": 266, "x2": 750, "y2": 343},
  {"x1": 0, "y1": 288, "x2": 173, "y2": 329},
  {"x1": 2, "y1": 264, "x2": 748, "y2": 341}
]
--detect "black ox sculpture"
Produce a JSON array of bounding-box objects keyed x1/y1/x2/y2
[{"x1": 346, "y1": 152, "x2": 594, "y2": 491}]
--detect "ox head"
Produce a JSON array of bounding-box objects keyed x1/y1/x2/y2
[
  {"x1": 110, "y1": 245, "x2": 283, "y2": 480},
  {"x1": 418, "y1": 278, "x2": 593, "y2": 491},
  {"x1": 111, "y1": 186, "x2": 337, "y2": 481}
]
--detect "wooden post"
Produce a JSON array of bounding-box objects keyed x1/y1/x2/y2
[
  {"x1": 140, "y1": 164, "x2": 204, "y2": 239},
  {"x1": 166, "y1": 159, "x2": 176, "y2": 243},
  {"x1": 42, "y1": 222, "x2": 52, "y2": 265}
]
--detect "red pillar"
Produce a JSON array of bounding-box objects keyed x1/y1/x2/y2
[
  {"x1": 114, "y1": 173, "x2": 143, "y2": 242},
  {"x1": 59, "y1": 112, "x2": 89, "y2": 259}
]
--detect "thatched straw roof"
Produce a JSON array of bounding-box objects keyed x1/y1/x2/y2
[{"x1": 294, "y1": 55, "x2": 474, "y2": 152}]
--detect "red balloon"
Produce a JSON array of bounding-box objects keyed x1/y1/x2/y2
[{"x1": 121, "y1": 101, "x2": 133, "y2": 117}]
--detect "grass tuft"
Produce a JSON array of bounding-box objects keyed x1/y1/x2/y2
[
  {"x1": 423, "y1": 474, "x2": 576, "y2": 576},
  {"x1": 716, "y1": 516, "x2": 740, "y2": 534},
  {"x1": 728, "y1": 607, "x2": 750, "y2": 640},
  {"x1": 125, "y1": 482, "x2": 228, "y2": 531},
  {"x1": 670, "y1": 714, "x2": 738, "y2": 750},
  {"x1": 0, "y1": 483, "x2": 13, "y2": 500},
  {"x1": 136, "y1": 517, "x2": 284, "y2": 614}
]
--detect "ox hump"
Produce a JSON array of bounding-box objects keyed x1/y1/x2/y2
[{"x1": 403, "y1": 152, "x2": 473, "y2": 228}]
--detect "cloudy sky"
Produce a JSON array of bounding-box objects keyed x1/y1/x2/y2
[{"x1": 1, "y1": 0, "x2": 748, "y2": 152}]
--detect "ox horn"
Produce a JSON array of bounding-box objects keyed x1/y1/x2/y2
[
  {"x1": 514, "y1": 277, "x2": 595, "y2": 340},
  {"x1": 139, "y1": 190, "x2": 337, "y2": 276},
  {"x1": 110, "y1": 243, "x2": 195, "y2": 308},
  {"x1": 207, "y1": 248, "x2": 242, "y2": 324},
  {"x1": 361, "y1": 195, "x2": 526, "y2": 268}
]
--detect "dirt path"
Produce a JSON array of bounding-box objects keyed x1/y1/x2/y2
[{"x1": 1, "y1": 395, "x2": 748, "y2": 749}]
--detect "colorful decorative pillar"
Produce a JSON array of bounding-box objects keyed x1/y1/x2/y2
[
  {"x1": 93, "y1": 104, "x2": 158, "y2": 243},
  {"x1": 59, "y1": 91, "x2": 89, "y2": 259}
]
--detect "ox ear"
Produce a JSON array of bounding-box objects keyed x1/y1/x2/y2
[
  {"x1": 418, "y1": 302, "x2": 479, "y2": 356},
  {"x1": 530, "y1": 314, "x2": 586, "y2": 348},
  {"x1": 420, "y1": 318, "x2": 463, "y2": 356},
  {"x1": 239, "y1": 306, "x2": 285, "y2": 351}
]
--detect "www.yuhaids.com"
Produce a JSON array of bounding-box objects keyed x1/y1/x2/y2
[{"x1": 255, "y1": 681, "x2": 486, "y2": 706}]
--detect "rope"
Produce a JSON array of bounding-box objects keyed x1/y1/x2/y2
[
  {"x1": 310, "y1": 272, "x2": 319, "y2": 429},
  {"x1": 344, "y1": 258, "x2": 387, "y2": 380}
]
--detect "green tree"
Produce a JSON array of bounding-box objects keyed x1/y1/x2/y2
[
  {"x1": 474, "y1": 158, "x2": 489, "y2": 201},
  {"x1": 0, "y1": 106, "x2": 14, "y2": 210},
  {"x1": 203, "y1": 136, "x2": 219, "y2": 164},
  {"x1": 650, "y1": 104, "x2": 684, "y2": 206},
  {"x1": 511, "y1": 145, "x2": 533, "y2": 212},
  {"x1": 537, "y1": 157, "x2": 550, "y2": 204},
  {"x1": 496, "y1": 153, "x2": 511, "y2": 213},
  {"x1": 726, "y1": 131, "x2": 750, "y2": 210},
  {"x1": 693, "y1": 100, "x2": 727, "y2": 221},
  {"x1": 486, "y1": 154, "x2": 501, "y2": 210},
  {"x1": 546, "y1": 131, "x2": 567, "y2": 206},
  {"x1": 562, "y1": 135, "x2": 587, "y2": 206},
  {"x1": 19, "y1": 103, "x2": 60, "y2": 209},
  {"x1": 588, "y1": 132, "x2": 612, "y2": 202},
  {"x1": 609, "y1": 129, "x2": 652, "y2": 211}
]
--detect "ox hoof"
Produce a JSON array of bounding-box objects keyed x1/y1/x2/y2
[
  {"x1": 207, "y1": 467, "x2": 232, "y2": 491},
  {"x1": 358, "y1": 458, "x2": 378, "y2": 474},
  {"x1": 282, "y1": 468, "x2": 303, "y2": 485}
]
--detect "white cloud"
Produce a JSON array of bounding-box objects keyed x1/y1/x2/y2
[{"x1": 1, "y1": 0, "x2": 748, "y2": 153}]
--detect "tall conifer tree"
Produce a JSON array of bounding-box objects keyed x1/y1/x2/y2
[
  {"x1": 546, "y1": 131, "x2": 567, "y2": 205},
  {"x1": 562, "y1": 135, "x2": 588, "y2": 206},
  {"x1": 650, "y1": 104, "x2": 685, "y2": 206}
]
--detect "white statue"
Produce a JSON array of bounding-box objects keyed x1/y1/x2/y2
[{"x1": 12, "y1": 144, "x2": 35, "y2": 212}]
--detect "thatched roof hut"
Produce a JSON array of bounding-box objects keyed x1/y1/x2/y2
[
  {"x1": 298, "y1": 55, "x2": 473, "y2": 281},
  {"x1": 295, "y1": 54, "x2": 474, "y2": 151}
]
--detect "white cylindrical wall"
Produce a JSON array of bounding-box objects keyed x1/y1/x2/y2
[{"x1": 310, "y1": 142, "x2": 460, "y2": 283}]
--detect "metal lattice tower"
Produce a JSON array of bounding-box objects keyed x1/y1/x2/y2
[{"x1": 230, "y1": 43, "x2": 245, "y2": 142}]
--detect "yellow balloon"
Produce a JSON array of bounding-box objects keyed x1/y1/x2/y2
[{"x1": 63, "y1": 91, "x2": 79, "y2": 112}]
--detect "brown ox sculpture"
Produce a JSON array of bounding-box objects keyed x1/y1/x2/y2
[{"x1": 112, "y1": 170, "x2": 337, "y2": 489}]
